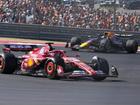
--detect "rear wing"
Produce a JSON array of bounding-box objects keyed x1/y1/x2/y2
[
  {"x1": 2, "y1": 42, "x2": 55, "y2": 52},
  {"x1": 4, "y1": 44, "x2": 39, "y2": 52}
]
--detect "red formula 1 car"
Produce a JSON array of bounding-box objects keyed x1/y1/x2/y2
[{"x1": 0, "y1": 42, "x2": 118, "y2": 81}]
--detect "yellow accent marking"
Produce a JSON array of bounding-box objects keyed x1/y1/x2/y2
[
  {"x1": 27, "y1": 58, "x2": 34, "y2": 67},
  {"x1": 80, "y1": 42, "x2": 89, "y2": 48}
]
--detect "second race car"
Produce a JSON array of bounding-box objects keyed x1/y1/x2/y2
[
  {"x1": 67, "y1": 32, "x2": 138, "y2": 53},
  {"x1": 0, "y1": 42, "x2": 118, "y2": 81}
]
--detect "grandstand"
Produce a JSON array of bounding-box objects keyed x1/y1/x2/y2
[{"x1": 0, "y1": 0, "x2": 139, "y2": 31}]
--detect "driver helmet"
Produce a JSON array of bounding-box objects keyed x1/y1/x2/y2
[
  {"x1": 104, "y1": 32, "x2": 114, "y2": 38},
  {"x1": 91, "y1": 56, "x2": 98, "y2": 67},
  {"x1": 91, "y1": 56, "x2": 98, "y2": 63}
]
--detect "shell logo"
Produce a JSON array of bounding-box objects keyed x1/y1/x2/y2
[{"x1": 27, "y1": 58, "x2": 34, "y2": 67}]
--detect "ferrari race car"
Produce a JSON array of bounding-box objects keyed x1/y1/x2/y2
[
  {"x1": 0, "y1": 42, "x2": 118, "y2": 81},
  {"x1": 68, "y1": 32, "x2": 138, "y2": 53}
]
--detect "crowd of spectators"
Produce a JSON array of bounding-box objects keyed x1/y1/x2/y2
[{"x1": 0, "y1": 0, "x2": 139, "y2": 31}]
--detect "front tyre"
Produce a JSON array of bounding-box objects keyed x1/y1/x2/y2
[
  {"x1": 70, "y1": 37, "x2": 81, "y2": 51},
  {"x1": 44, "y1": 59, "x2": 59, "y2": 79},
  {"x1": 91, "y1": 57, "x2": 109, "y2": 81},
  {"x1": 99, "y1": 38, "x2": 112, "y2": 52},
  {"x1": 0, "y1": 53, "x2": 17, "y2": 74}
]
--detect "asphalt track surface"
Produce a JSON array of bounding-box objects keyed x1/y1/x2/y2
[{"x1": 0, "y1": 46, "x2": 140, "y2": 105}]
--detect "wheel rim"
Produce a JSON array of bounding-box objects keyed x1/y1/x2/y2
[
  {"x1": 0, "y1": 56, "x2": 5, "y2": 72},
  {"x1": 45, "y1": 61, "x2": 55, "y2": 75}
]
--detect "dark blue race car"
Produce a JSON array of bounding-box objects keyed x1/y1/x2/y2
[{"x1": 67, "y1": 32, "x2": 138, "y2": 53}]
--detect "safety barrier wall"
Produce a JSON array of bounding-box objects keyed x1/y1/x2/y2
[{"x1": 0, "y1": 23, "x2": 140, "y2": 43}]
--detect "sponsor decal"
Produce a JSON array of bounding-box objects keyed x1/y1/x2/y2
[
  {"x1": 9, "y1": 45, "x2": 32, "y2": 49},
  {"x1": 72, "y1": 70, "x2": 86, "y2": 75}
]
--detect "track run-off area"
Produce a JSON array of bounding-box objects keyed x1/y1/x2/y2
[{"x1": 0, "y1": 38, "x2": 140, "y2": 105}]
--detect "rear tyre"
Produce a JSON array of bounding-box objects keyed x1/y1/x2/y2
[
  {"x1": 70, "y1": 37, "x2": 81, "y2": 51},
  {"x1": 0, "y1": 53, "x2": 17, "y2": 74},
  {"x1": 125, "y1": 40, "x2": 138, "y2": 53},
  {"x1": 91, "y1": 57, "x2": 109, "y2": 81}
]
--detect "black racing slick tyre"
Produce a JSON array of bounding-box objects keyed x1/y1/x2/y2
[
  {"x1": 91, "y1": 57, "x2": 109, "y2": 81},
  {"x1": 99, "y1": 38, "x2": 112, "y2": 52},
  {"x1": 44, "y1": 59, "x2": 59, "y2": 79},
  {"x1": 70, "y1": 37, "x2": 81, "y2": 51},
  {"x1": 0, "y1": 53, "x2": 17, "y2": 74},
  {"x1": 125, "y1": 40, "x2": 138, "y2": 53}
]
